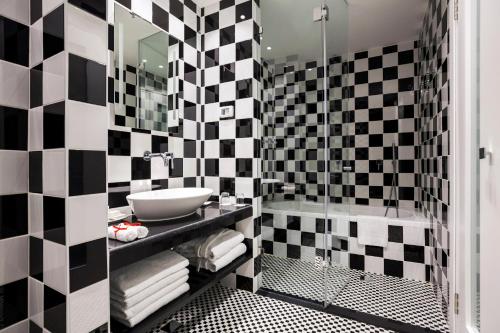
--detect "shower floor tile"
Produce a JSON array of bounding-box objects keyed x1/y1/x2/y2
[
  {"x1": 155, "y1": 284, "x2": 392, "y2": 333},
  {"x1": 262, "y1": 255, "x2": 450, "y2": 333}
]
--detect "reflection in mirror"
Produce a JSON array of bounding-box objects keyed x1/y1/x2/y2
[{"x1": 114, "y1": 4, "x2": 179, "y2": 133}]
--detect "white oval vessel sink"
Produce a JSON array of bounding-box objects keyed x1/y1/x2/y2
[{"x1": 126, "y1": 188, "x2": 213, "y2": 222}]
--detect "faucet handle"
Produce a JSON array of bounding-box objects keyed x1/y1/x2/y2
[{"x1": 143, "y1": 151, "x2": 152, "y2": 162}]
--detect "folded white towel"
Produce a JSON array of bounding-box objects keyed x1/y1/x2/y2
[
  {"x1": 111, "y1": 283, "x2": 190, "y2": 328},
  {"x1": 111, "y1": 274, "x2": 189, "y2": 318},
  {"x1": 110, "y1": 250, "x2": 188, "y2": 298},
  {"x1": 110, "y1": 268, "x2": 189, "y2": 308},
  {"x1": 192, "y1": 242, "x2": 247, "y2": 272},
  {"x1": 175, "y1": 229, "x2": 244, "y2": 261},
  {"x1": 357, "y1": 215, "x2": 388, "y2": 248},
  {"x1": 108, "y1": 225, "x2": 139, "y2": 242}
]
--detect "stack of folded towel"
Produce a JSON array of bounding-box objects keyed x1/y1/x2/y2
[
  {"x1": 108, "y1": 222, "x2": 149, "y2": 242},
  {"x1": 175, "y1": 228, "x2": 247, "y2": 272},
  {"x1": 110, "y1": 250, "x2": 189, "y2": 327}
]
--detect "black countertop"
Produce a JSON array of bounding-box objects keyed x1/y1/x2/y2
[{"x1": 108, "y1": 203, "x2": 253, "y2": 271}]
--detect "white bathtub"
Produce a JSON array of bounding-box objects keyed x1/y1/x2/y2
[{"x1": 262, "y1": 200, "x2": 429, "y2": 228}]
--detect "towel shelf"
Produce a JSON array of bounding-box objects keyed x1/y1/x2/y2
[
  {"x1": 108, "y1": 203, "x2": 252, "y2": 271},
  {"x1": 110, "y1": 250, "x2": 252, "y2": 333}
]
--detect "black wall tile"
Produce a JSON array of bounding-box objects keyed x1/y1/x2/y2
[
  {"x1": 384, "y1": 259, "x2": 403, "y2": 278},
  {"x1": 185, "y1": 25, "x2": 196, "y2": 48},
  {"x1": 43, "y1": 5, "x2": 64, "y2": 60},
  {"x1": 0, "y1": 16, "x2": 29, "y2": 66},
  {"x1": 29, "y1": 151, "x2": 43, "y2": 193},
  {"x1": 44, "y1": 285, "x2": 66, "y2": 333},
  {"x1": 69, "y1": 238, "x2": 107, "y2": 292},
  {"x1": 169, "y1": 0, "x2": 184, "y2": 20},
  {"x1": 219, "y1": 26, "x2": 235, "y2": 46},
  {"x1": 0, "y1": 194, "x2": 28, "y2": 239},
  {"x1": 43, "y1": 102, "x2": 65, "y2": 149},
  {"x1": 30, "y1": 64, "x2": 43, "y2": 107},
  {"x1": 131, "y1": 157, "x2": 151, "y2": 180},
  {"x1": 236, "y1": 1, "x2": 252, "y2": 22},
  {"x1": 108, "y1": 130, "x2": 130, "y2": 156},
  {"x1": 68, "y1": 53, "x2": 106, "y2": 106},
  {"x1": 0, "y1": 106, "x2": 27, "y2": 150},
  {"x1": 69, "y1": 150, "x2": 107, "y2": 196},
  {"x1": 29, "y1": 236, "x2": 43, "y2": 281},
  {"x1": 0, "y1": 278, "x2": 27, "y2": 329},
  {"x1": 205, "y1": 159, "x2": 219, "y2": 177},
  {"x1": 43, "y1": 196, "x2": 65, "y2": 245},
  {"x1": 31, "y1": 0, "x2": 42, "y2": 24}
]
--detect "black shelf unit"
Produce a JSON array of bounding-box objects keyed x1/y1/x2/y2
[{"x1": 110, "y1": 251, "x2": 252, "y2": 333}]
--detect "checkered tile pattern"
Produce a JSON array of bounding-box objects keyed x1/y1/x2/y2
[
  {"x1": 151, "y1": 284, "x2": 392, "y2": 333},
  {"x1": 22, "y1": 1, "x2": 110, "y2": 332},
  {"x1": 262, "y1": 255, "x2": 449, "y2": 332},
  {"x1": 200, "y1": 0, "x2": 263, "y2": 292},
  {"x1": 261, "y1": 41, "x2": 419, "y2": 210},
  {"x1": 417, "y1": 0, "x2": 451, "y2": 317},
  {"x1": 261, "y1": 209, "x2": 432, "y2": 282},
  {"x1": 107, "y1": 0, "x2": 203, "y2": 211},
  {"x1": 0, "y1": 3, "x2": 30, "y2": 332}
]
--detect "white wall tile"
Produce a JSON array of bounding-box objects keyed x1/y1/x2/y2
[
  {"x1": 219, "y1": 44, "x2": 235, "y2": 65},
  {"x1": 42, "y1": 149, "x2": 66, "y2": 197},
  {"x1": 30, "y1": 20, "x2": 43, "y2": 67},
  {"x1": 29, "y1": 277, "x2": 44, "y2": 327},
  {"x1": 0, "y1": 235, "x2": 28, "y2": 285},
  {"x1": 29, "y1": 107, "x2": 43, "y2": 151},
  {"x1": 67, "y1": 4, "x2": 108, "y2": 65},
  {"x1": 68, "y1": 279, "x2": 109, "y2": 333},
  {"x1": 151, "y1": 158, "x2": 169, "y2": 180},
  {"x1": 130, "y1": 132, "x2": 152, "y2": 157},
  {"x1": 108, "y1": 156, "x2": 131, "y2": 183},
  {"x1": 29, "y1": 194, "x2": 44, "y2": 238},
  {"x1": 66, "y1": 101, "x2": 108, "y2": 150},
  {"x1": 0, "y1": 60, "x2": 29, "y2": 109},
  {"x1": 219, "y1": 158, "x2": 235, "y2": 177},
  {"x1": 130, "y1": 179, "x2": 152, "y2": 193},
  {"x1": 43, "y1": 240, "x2": 67, "y2": 295},
  {"x1": 132, "y1": 0, "x2": 152, "y2": 22},
  {"x1": 67, "y1": 194, "x2": 107, "y2": 246},
  {"x1": 235, "y1": 20, "x2": 253, "y2": 42},
  {"x1": 43, "y1": 52, "x2": 65, "y2": 105},
  {"x1": 168, "y1": 15, "x2": 184, "y2": 41},
  {"x1": 0, "y1": 0, "x2": 29, "y2": 25},
  {"x1": 0, "y1": 151, "x2": 28, "y2": 195}
]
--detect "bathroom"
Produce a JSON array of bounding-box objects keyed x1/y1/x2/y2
[{"x1": 0, "y1": 0, "x2": 498, "y2": 332}]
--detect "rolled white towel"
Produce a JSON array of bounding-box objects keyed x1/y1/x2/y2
[
  {"x1": 115, "y1": 222, "x2": 149, "y2": 239},
  {"x1": 108, "y1": 225, "x2": 139, "y2": 242},
  {"x1": 110, "y1": 250, "x2": 188, "y2": 298}
]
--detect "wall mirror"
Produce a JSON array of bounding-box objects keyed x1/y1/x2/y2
[{"x1": 114, "y1": 4, "x2": 179, "y2": 133}]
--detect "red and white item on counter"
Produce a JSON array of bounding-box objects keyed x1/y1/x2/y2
[{"x1": 108, "y1": 221, "x2": 149, "y2": 242}]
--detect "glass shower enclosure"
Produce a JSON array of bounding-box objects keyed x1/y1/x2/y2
[{"x1": 260, "y1": 0, "x2": 350, "y2": 306}]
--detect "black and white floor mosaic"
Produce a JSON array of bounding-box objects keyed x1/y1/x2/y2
[
  {"x1": 156, "y1": 284, "x2": 392, "y2": 333},
  {"x1": 262, "y1": 255, "x2": 449, "y2": 333}
]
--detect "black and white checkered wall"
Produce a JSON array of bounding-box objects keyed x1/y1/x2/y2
[
  {"x1": 261, "y1": 211, "x2": 432, "y2": 282},
  {"x1": 23, "y1": 0, "x2": 109, "y2": 332},
  {"x1": 0, "y1": 1, "x2": 30, "y2": 331},
  {"x1": 107, "y1": 0, "x2": 203, "y2": 211},
  {"x1": 261, "y1": 40, "x2": 419, "y2": 210},
  {"x1": 200, "y1": 0, "x2": 263, "y2": 293},
  {"x1": 418, "y1": 0, "x2": 450, "y2": 318}
]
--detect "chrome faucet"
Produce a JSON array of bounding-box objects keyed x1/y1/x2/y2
[{"x1": 143, "y1": 151, "x2": 174, "y2": 169}]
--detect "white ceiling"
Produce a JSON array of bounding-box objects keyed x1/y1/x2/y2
[{"x1": 259, "y1": 0, "x2": 427, "y2": 62}]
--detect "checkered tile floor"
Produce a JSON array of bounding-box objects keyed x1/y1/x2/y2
[
  {"x1": 154, "y1": 284, "x2": 392, "y2": 333},
  {"x1": 262, "y1": 255, "x2": 449, "y2": 333}
]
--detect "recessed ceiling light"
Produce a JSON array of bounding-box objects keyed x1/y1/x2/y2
[
  {"x1": 260, "y1": 36, "x2": 263, "y2": 40},
  {"x1": 158, "y1": 65, "x2": 164, "y2": 68},
  {"x1": 308, "y1": 68, "x2": 312, "y2": 71},
  {"x1": 266, "y1": 46, "x2": 272, "y2": 50},
  {"x1": 240, "y1": 14, "x2": 246, "y2": 20},
  {"x1": 142, "y1": 59, "x2": 147, "y2": 63}
]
